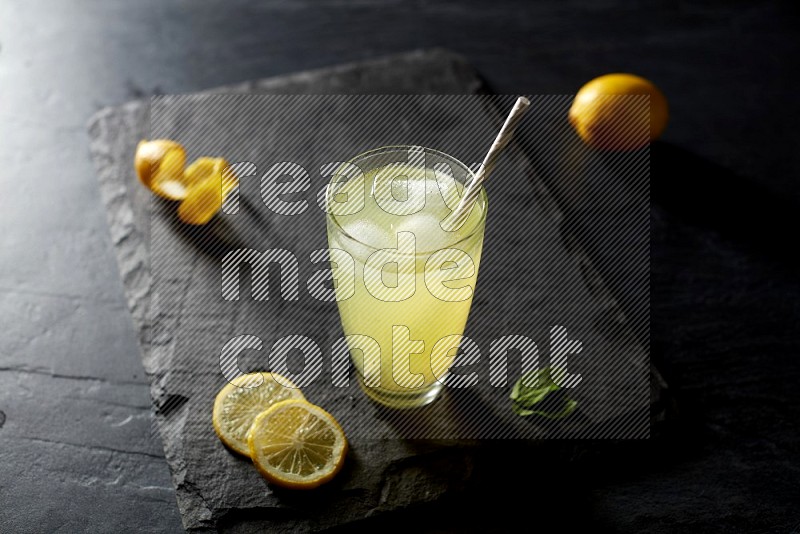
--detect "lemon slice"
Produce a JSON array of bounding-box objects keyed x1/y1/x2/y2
[
  {"x1": 247, "y1": 399, "x2": 348, "y2": 489},
  {"x1": 134, "y1": 139, "x2": 189, "y2": 200},
  {"x1": 178, "y1": 157, "x2": 237, "y2": 225},
  {"x1": 212, "y1": 372, "x2": 304, "y2": 457}
]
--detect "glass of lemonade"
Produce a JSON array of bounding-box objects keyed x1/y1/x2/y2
[{"x1": 325, "y1": 146, "x2": 488, "y2": 409}]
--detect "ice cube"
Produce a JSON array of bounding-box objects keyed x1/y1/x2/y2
[
  {"x1": 396, "y1": 213, "x2": 452, "y2": 252},
  {"x1": 342, "y1": 219, "x2": 394, "y2": 249}
]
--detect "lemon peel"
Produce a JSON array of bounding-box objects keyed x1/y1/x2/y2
[{"x1": 134, "y1": 139, "x2": 190, "y2": 200}]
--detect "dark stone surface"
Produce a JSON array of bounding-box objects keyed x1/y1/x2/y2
[
  {"x1": 87, "y1": 51, "x2": 656, "y2": 531},
  {"x1": 1, "y1": 1, "x2": 799, "y2": 532}
]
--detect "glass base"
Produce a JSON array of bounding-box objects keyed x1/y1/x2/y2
[{"x1": 357, "y1": 375, "x2": 443, "y2": 409}]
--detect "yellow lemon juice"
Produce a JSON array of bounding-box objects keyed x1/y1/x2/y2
[{"x1": 326, "y1": 148, "x2": 487, "y2": 408}]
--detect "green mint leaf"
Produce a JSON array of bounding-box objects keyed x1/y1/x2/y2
[
  {"x1": 511, "y1": 368, "x2": 559, "y2": 406},
  {"x1": 512, "y1": 398, "x2": 578, "y2": 419},
  {"x1": 510, "y1": 367, "x2": 578, "y2": 419}
]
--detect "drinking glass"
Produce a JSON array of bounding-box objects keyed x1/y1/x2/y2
[{"x1": 326, "y1": 146, "x2": 488, "y2": 408}]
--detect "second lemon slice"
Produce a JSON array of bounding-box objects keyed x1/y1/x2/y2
[
  {"x1": 212, "y1": 372, "x2": 305, "y2": 457},
  {"x1": 247, "y1": 399, "x2": 348, "y2": 489}
]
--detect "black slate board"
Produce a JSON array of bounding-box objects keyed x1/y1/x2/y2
[{"x1": 87, "y1": 50, "x2": 665, "y2": 532}]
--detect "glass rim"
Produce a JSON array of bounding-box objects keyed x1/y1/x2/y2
[{"x1": 326, "y1": 145, "x2": 489, "y2": 256}]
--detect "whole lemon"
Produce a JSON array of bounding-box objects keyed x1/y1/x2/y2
[{"x1": 569, "y1": 73, "x2": 668, "y2": 151}]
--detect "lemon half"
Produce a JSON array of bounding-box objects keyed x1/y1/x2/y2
[{"x1": 569, "y1": 73, "x2": 668, "y2": 151}]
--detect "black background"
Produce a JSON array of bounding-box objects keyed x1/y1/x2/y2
[{"x1": 1, "y1": 1, "x2": 799, "y2": 532}]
